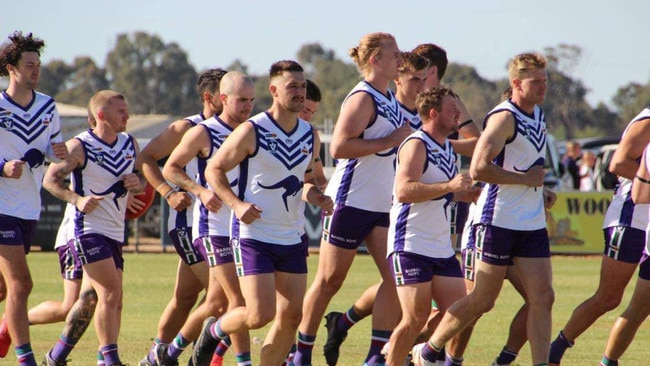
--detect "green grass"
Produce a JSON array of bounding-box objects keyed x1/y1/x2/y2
[{"x1": 3, "y1": 253, "x2": 650, "y2": 365}]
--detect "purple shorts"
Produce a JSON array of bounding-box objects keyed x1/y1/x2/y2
[
  {"x1": 301, "y1": 233, "x2": 309, "y2": 257},
  {"x1": 169, "y1": 227, "x2": 203, "y2": 265},
  {"x1": 57, "y1": 243, "x2": 83, "y2": 280},
  {"x1": 474, "y1": 224, "x2": 550, "y2": 266},
  {"x1": 322, "y1": 205, "x2": 389, "y2": 249},
  {"x1": 0, "y1": 214, "x2": 36, "y2": 253},
  {"x1": 71, "y1": 233, "x2": 124, "y2": 270},
  {"x1": 638, "y1": 253, "x2": 650, "y2": 280},
  {"x1": 389, "y1": 252, "x2": 462, "y2": 285},
  {"x1": 232, "y1": 238, "x2": 307, "y2": 276},
  {"x1": 194, "y1": 235, "x2": 233, "y2": 268},
  {"x1": 603, "y1": 226, "x2": 645, "y2": 264}
]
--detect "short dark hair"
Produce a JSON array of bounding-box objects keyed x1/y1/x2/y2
[
  {"x1": 269, "y1": 60, "x2": 304, "y2": 79},
  {"x1": 0, "y1": 31, "x2": 45, "y2": 77},
  {"x1": 197, "y1": 68, "x2": 228, "y2": 99},
  {"x1": 412, "y1": 43, "x2": 448, "y2": 80},
  {"x1": 306, "y1": 79, "x2": 322, "y2": 102},
  {"x1": 415, "y1": 87, "x2": 458, "y2": 118},
  {"x1": 398, "y1": 51, "x2": 430, "y2": 74}
]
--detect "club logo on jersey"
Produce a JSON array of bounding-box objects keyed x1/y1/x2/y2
[
  {"x1": 123, "y1": 152, "x2": 134, "y2": 161},
  {"x1": 95, "y1": 153, "x2": 104, "y2": 166},
  {"x1": 257, "y1": 175, "x2": 303, "y2": 211},
  {"x1": 90, "y1": 181, "x2": 128, "y2": 210},
  {"x1": 22, "y1": 113, "x2": 30, "y2": 119},
  {"x1": 285, "y1": 138, "x2": 293, "y2": 144},
  {"x1": 177, "y1": 227, "x2": 187, "y2": 240},
  {"x1": 269, "y1": 140, "x2": 278, "y2": 154},
  {"x1": 1, "y1": 117, "x2": 13, "y2": 131},
  {"x1": 42, "y1": 113, "x2": 53, "y2": 126},
  {"x1": 20, "y1": 148, "x2": 45, "y2": 171}
]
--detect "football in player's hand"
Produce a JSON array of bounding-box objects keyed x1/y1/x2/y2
[{"x1": 126, "y1": 183, "x2": 156, "y2": 220}]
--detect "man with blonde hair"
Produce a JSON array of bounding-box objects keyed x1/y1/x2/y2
[
  {"x1": 411, "y1": 53, "x2": 556, "y2": 366},
  {"x1": 42, "y1": 90, "x2": 143, "y2": 366}
]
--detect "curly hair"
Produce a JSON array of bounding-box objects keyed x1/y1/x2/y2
[{"x1": 0, "y1": 31, "x2": 45, "y2": 77}]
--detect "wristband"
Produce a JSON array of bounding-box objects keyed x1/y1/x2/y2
[
  {"x1": 635, "y1": 175, "x2": 650, "y2": 184},
  {"x1": 163, "y1": 187, "x2": 178, "y2": 199},
  {"x1": 458, "y1": 119, "x2": 474, "y2": 129}
]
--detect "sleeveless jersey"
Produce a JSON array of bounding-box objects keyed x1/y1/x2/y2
[
  {"x1": 232, "y1": 112, "x2": 314, "y2": 245},
  {"x1": 388, "y1": 130, "x2": 457, "y2": 258},
  {"x1": 325, "y1": 81, "x2": 403, "y2": 213},
  {"x1": 473, "y1": 99, "x2": 547, "y2": 230},
  {"x1": 193, "y1": 116, "x2": 237, "y2": 238},
  {"x1": 399, "y1": 102, "x2": 422, "y2": 130},
  {"x1": 602, "y1": 107, "x2": 650, "y2": 230},
  {"x1": 72, "y1": 130, "x2": 136, "y2": 241},
  {"x1": 0, "y1": 90, "x2": 63, "y2": 219},
  {"x1": 166, "y1": 113, "x2": 205, "y2": 232}
]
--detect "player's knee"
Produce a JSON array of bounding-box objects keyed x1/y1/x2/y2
[
  {"x1": 601, "y1": 295, "x2": 623, "y2": 311},
  {"x1": 79, "y1": 288, "x2": 98, "y2": 311},
  {"x1": 9, "y1": 278, "x2": 33, "y2": 301},
  {"x1": 247, "y1": 307, "x2": 275, "y2": 329},
  {"x1": 528, "y1": 287, "x2": 554, "y2": 309}
]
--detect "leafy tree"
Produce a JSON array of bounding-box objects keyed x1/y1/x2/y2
[
  {"x1": 105, "y1": 32, "x2": 198, "y2": 115},
  {"x1": 39, "y1": 60, "x2": 72, "y2": 98},
  {"x1": 55, "y1": 56, "x2": 109, "y2": 107},
  {"x1": 444, "y1": 63, "x2": 501, "y2": 123},
  {"x1": 612, "y1": 81, "x2": 650, "y2": 123}
]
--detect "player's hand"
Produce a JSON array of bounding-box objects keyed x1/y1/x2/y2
[
  {"x1": 234, "y1": 201, "x2": 262, "y2": 224},
  {"x1": 524, "y1": 165, "x2": 545, "y2": 188},
  {"x1": 50, "y1": 141, "x2": 68, "y2": 160},
  {"x1": 75, "y1": 195, "x2": 103, "y2": 214},
  {"x1": 167, "y1": 191, "x2": 193, "y2": 211},
  {"x1": 127, "y1": 193, "x2": 146, "y2": 214},
  {"x1": 543, "y1": 188, "x2": 557, "y2": 209},
  {"x1": 449, "y1": 173, "x2": 474, "y2": 193},
  {"x1": 389, "y1": 124, "x2": 413, "y2": 147},
  {"x1": 2, "y1": 160, "x2": 26, "y2": 179},
  {"x1": 198, "y1": 189, "x2": 223, "y2": 213},
  {"x1": 454, "y1": 185, "x2": 482, "y2": 203},
  {"x1": 315, "y1": 193, "x2": 334, "y2": 215},
  {"x1": 123, "y1": 173, "x2": 142, "y2": 192}
]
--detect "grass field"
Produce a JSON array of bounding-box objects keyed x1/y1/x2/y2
[{"x1": 3, "y1": 252, "x2": 650, "y2": 365}]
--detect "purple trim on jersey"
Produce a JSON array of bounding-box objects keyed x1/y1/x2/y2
[
  {"x1": 618, "y1": 193, "x2": 635, "y2": 227},
  {"x1": 392, "y1": 203, "x2": 412, "y2": 252},
  {"x1": 256, "y1": 121, "x2": 314, "y2": 170},
  {"x1": 197, "y1": 156, "x2": 210, "y2": 237},
  {"x1": 480, "y1": 148, "x2": 505, "y2": 225},
  {"x1": 248, "y1": 121, "x2": 260, "y2": 157},
  {"x1": 2, "y1": 90, "x2": 37, "y2": 111},
  {"x1": 73, "y1": 169, "x2": 85, "y2": 237},
  {"x1": 88, "y1": 129, "x2": 119, "y2": 149},
  {"x1": 81, "y1": 135, "x2": 135, "y2": 177},
  {"x1": 1, "y1": 91, "x2": 56, "y2": 144},
  {"x1": 334, "y1": 159, "x2": 357, "y2": 205}
]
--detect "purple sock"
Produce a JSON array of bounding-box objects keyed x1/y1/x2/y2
[
  {"x1": 100, "y1": 344, "x2": 121, "y2": 365},
  {"x1": 50, "y1": 334, "x2": 77, "y2": 362},
  {"x1": 364, "y1": 329, "x2": 392, "y2": 365},
  {"x1": 15, "y1": 343, "x2": 37, "y2": 366},
  {"x1": 549, "y1": 330, "x2": 574, "y2": 364},
  {"x1": 337, "y1": 308, "x2": 362, "y2": 333},
  {"x1": 215, "y1": 336, "x2": 231, "y2": 357},
  {"x1": 293, "y1": 332, "x2": 316, "y2": 366},
  {"x1": 444, "y1": 352, "x2": 464, "y2": 366},
  {"x1": 495, "y1": 346, "x2": 518, "y2": 365},
  {"x1": 421, "y1": 342, "x2": 441, "y2": 363}
]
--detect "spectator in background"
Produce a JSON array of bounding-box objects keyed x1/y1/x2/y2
[
  {"x1": 563, "y1": 140, "x2": 581, "y2": 190},
  {"x1": 579, "y1": 151, "x2": 596, "y2": 192}
]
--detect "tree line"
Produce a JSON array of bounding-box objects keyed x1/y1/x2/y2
[{"x1": 36, "y1": 31, "x2": 650, "y2": 139}]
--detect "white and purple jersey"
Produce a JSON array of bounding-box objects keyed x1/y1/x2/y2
[
  {"x1": 72, "y1": 130, "x2": 136, "y2": 241},
  {"x1": 603, "y1": 107, "x2": 650, "y2": 231},
  {"x1": 192, "y1": 116, "x2": 237, "y2": 239},
  {"x1": 325, "y1": 81, "x2": 403, "y2": 213},
  {"x1": 0, "y1": 90, "x2": 63, "y2": 219},
  {"x1": 232, "y1": 112, "x2": 314, "y2": 245},
  {"x1": 54, "y1": 203, "x2": 75, "y2": 250},
  {"x1": 388, "y1": 130, "x2": 457, "y2": 258},
  {"x1": 167, "y1": 113, "x2": 205, "y2": 232},
  {"x1": 399, "y1": 101, "x2": 421, "y2": 130},
  {"x1": 473, "y1": 99, "x2": 547, "y2": 231}
]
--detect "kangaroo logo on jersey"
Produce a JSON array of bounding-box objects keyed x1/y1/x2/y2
[
  {"x1": 91, "y1": 181, "x2": 128, "y2": 210},
  {"x1": 513, "y1": 157, "x2": 545, "y2": 173},
  {"x1": 20, "y1": 148, "x2": 45, "y2": 171},
  {"x1": 257, "y1": 175, "x2": 303, "y2": 211}
]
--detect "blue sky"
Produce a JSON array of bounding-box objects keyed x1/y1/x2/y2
[{"x1": 3, "y1": 0, "x2": 648, "y2": 108}]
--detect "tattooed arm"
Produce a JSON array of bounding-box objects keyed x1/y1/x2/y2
[{"x1": 43, "y1": 138, "x2": 103, "y2": 214}]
